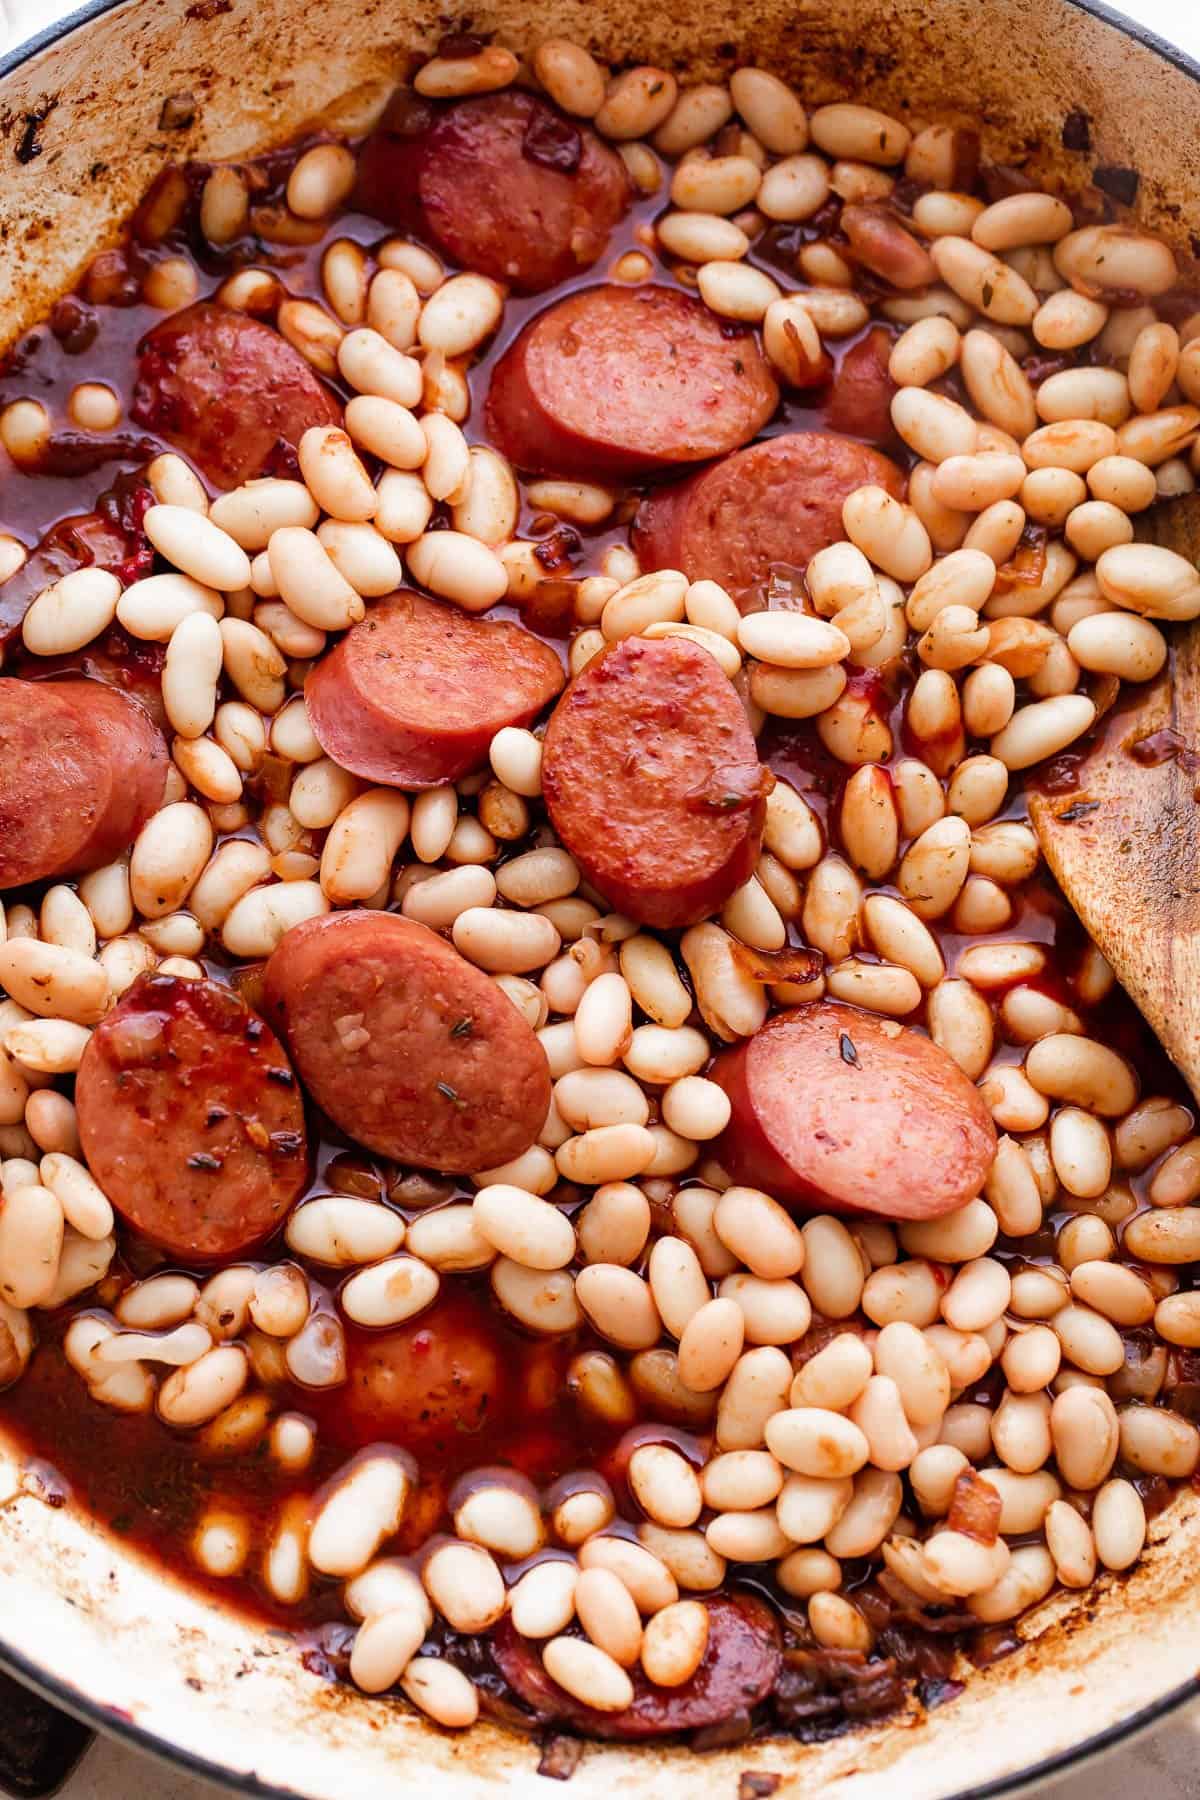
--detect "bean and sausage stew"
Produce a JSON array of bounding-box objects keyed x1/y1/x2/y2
[{"x1": 0, "y1": 31, "x2": 1197, "y2": 1749}]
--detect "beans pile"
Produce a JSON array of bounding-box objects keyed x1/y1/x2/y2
[{"x1": 0, "y1": 30, "x2": 1198, "y2": 1744}]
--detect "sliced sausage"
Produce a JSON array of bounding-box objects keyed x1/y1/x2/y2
[
  {"x1": 8, "y1": 630, "x2": 169, "y2": 734},
  {"x1": 710, "y1": 1001, "x2": 997, "y2": 1221},
  {"x1": 355, "y1": 90, "x2": 630, "y2": 295},
  {"x1": 75, "y1": 973, "x2": 308, "y2": 1262},
  {"x1": 632, "y1": 430, "x2": 904, "y2": 598},
  {"x1": 304, "y1": 591, "x2": 565, "y2": 788},
  {"x1": 826, "y1": 326, "x2": 900, "y2": 442},
  {"x1": 540, "y1": 635, "x2": 771, "y2": 930},
  {"x1": 131, "y1": 302, "x2": 341, "y2": 489},
  {"x1": 492, "y1": 1593, "x2": 782, "y2": 1738},
  {"x1": 263, "y1": 911, "x2": 552, "y2": 1173},
  {"x1": 333, "y1": 1294, "x2": 507, "y2": 1459},
  {"x1": 0, "y1": 677, "x2": 167, "y2": 890},
  {"x1": 486, "y1": 286, "x2": 779, "y2": 481}
]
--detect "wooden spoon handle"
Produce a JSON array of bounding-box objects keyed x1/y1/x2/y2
[{"x1": 1029, "y1": 493, "x2": 1200, "y2": 1098}]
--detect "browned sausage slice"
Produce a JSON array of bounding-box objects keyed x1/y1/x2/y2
[
  {"x1": 540, "y1": 635, "x2": 770, "y2": 930},
  {"x1": 492, "y1": 1593, "x2": 782, "y2": 1738},
  {"x1": 486, "y1": 286, "x2": 779, "y2": 480},
  {"x1": 263, "y1": 912, "x2": 551, "y2": 1173},
  {"x1": 131, "y1": 302, "x2": 342, "y2": 489},
  {"x1": 0, "y1": 677, "x2": 167, "y2": 890},
  {"x1": 75, "y1": 974, "x2": 308, "y2": 1262},
  {"x1": 710, "y1": 1002, "x2": 997, "y2": 1220},
  {"x1": 327, "y1": 1293, "x2": 509, "y2": 1461},
  {"x1": 304, "y1": 591, "x2": 565, "y2": 788},
  {"x1": 355, "y1": 91, "x2": 630, "y2": 295},
  {"x1": 826, "y1": 326, "x2": 900, "y2": 443},
  {"x1": 632, "y1": 430, "x2": 905, "y2": 598}
]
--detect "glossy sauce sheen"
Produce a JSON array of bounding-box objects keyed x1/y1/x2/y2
[{"x1": 0, "y1": 107, "x2": 1196, "y2": 1746}]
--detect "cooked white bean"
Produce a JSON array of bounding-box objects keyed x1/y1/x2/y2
[
  {"x1": 843, "y1": 486, "x2": 932, "y2": 582},
  {"x1": 117, "y1": 574, "x2": 223, "y2": 647},
  {"x1": 0, "y1": 1184, "x2": 63, "y2": 1308},
  {"x1": 144, "y1": 504, "x2": 250, "y2": 592},
  {"x1": 146, "y1": 452, "x2": 207, "y2": 512},
  {"x1": 129, "y1": 803, "x2": 212, "y2": 918},
  {"x1": 931, "y1": 237, "x2": 1037, "y2": 324},
  {"x1": 680, "y1": 922, "x2": 767, "y2": 1042},
  {"x1": 265, "y1": 527, "x2": 364, "y2": 631},
  {"x1": 738, "y1": 611, "x2": 848, "y2": 668},
  {"x1": 341, "y1": 1256, "x2": 439, "y2": 1328},
  {"x1": 309, "y1": 1454, "x2": 412, "y2": 1578},
  {"x1": 219, "y1": 617, "x2": 286, "y2": 712},
  {"x1": 990, "y1": 694, "x2": 1095, "y2": 770},
  {"x1": 209, "y1": 480, "x2": 318, "y2": 552},
  {"x1": 810, "y1": 103, "x2": 909, "y2": 165},
  {"x1": 451, "y1": 907, "x2": 558, "y2": 974},
  {"x1": 532, "y1": 38, "x2": 606, "y2": 115},
  {"x1": 0, "y1": 940, "x2": 107, "y2": 1026},
  {"x1": 472, "y1": 1183, "x2": 575, "y2": 1271},
  {"x1": 1051, "y1": 1385, "x2": 1119, "y2": 1488},
  {"x1": 765, "y1": 1407, "x2": 869, "y2": 1479},
  {"x1": 418, "y1": 272, "x2": 504, "y2": 357},
  {"x1": 1054, "y1": 224, "x2": 1175, "y2": 298},
  {"x1": 319, "y1": 790, "x2": 409, "y2": 904},
  {"x1": 22, "y1": 567, "x2": 120, "y2": 656},
  {"x1": 1024, "y1": 1034, "x2": 1136, "y2": 1116},
  {"x1": 1096, "y1": 542, "x2": 1200, "y2": 622},
  {"x1": 286, "y1": 1196, "x2": 405, "y2": 1266},
  {"x1": 221, "y1": 880, "x2": 329, "y2": 957},
  {"x1": 730, "y1": 68, "x2": 807, "y2": 153},
  {"x1": 157, "y1": 1344, "x2": 248, "y2": 1429},
  {"x1": 1118, "y1": 1405, "x2": 1199, "y2": 1478},
  {"x1": 406, "y1": 531, "x2": 507, "y2": 612}
]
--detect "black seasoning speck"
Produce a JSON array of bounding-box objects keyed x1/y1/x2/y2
[
  {"x1": 450, "y1": 1017, "x2": 474, "y2": 1040},
  {"x1": 265, "y1": 1066, "x2": 295, "y2": 1085},
  {"x1": 15, "y1": 103, "x2": 55, "y2": 165},
  {"x1": 839, "y1": 1032, "x2": 860, "y2": 1068},
  {"x1": 1093, "y1": 164, "x2": 1139, "y2": 206},
  {"x1": 436, "y1": 1080, "x2": 467, "y2": 1110},
  {"x1": 186, "y1": 1152, "x2": 222, "y2": 1172},
  {"x1": 1062, "y1": 109, "x2": 1092, "y2": 153}
]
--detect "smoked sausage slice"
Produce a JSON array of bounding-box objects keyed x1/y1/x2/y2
[
  {"x1": 330, "y1": 1293, "x2": 509, "y2": 1461},
  {"x1": 492, "y1": 1593, "x2": 782, "y2": 1738},
  {"x1": 355, "y1": 91, "x2": 630, "y2": 295},
  {"x1": 75, "y1": 974, "x2": 308, "y2": 1262},
  {"x1": 632, "y1": 430, "x2": 905, "y2": 597},
  {"x1": 710, "y1": 1002, "x2": 997, "y2": 1221},
  {"x1": 486, "y1": 286, "x2": 779, "y2": 480},
  {"x1": 826, "y1": 326, "x2": 899, "y2": 443},
  {"x1": 131, "y1": 302, "x2": 341, "y2": 489},
  {"x1": 0, "y1": 677, "x2": 167, "y2": 890},
  {"x1": 541, "y1": 635, "x2": 771, "y2": 930},
  {"x1": 304, "y1": 591, "x2": 565, "y2": 788},
  {"x1": 263, "y1": 912, "x2": 551, "y2": 1173}
]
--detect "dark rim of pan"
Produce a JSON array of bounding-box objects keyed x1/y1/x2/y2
[{"x1": 0, "y1": 0, "x2": 1198, "y2": 1792}]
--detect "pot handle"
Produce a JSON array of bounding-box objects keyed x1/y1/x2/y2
[{"x1": 0, "y1": 1667, "x2": 93, "y2": 1797}]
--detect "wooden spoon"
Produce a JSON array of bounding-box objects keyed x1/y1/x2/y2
[{"x1": 1029, "y1": 492, "x2": 1200, "y2": 1098}]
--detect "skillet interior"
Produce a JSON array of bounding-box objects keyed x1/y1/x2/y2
[{"x1": 0, "y1": 0, "x2": 1197, "y2": 1793}]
